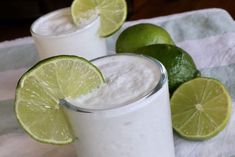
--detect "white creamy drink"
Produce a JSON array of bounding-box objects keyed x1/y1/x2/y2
[
  {"x1": 31, "y1": 8, "x2": 107, "y2": 60},
  {"x1": 63, "y1": 54, "x2": 175, "y2": 157}
]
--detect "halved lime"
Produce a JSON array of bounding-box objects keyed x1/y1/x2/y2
[
  {"x1": 171, "y1": 77, "x2": 232, "y2": 140},
  {"x1": 15, "y1": 55, "x2": 104, "y2": 144},
  {"x1": 71, "y1": 0, "x2": 127, "y2": 37}
]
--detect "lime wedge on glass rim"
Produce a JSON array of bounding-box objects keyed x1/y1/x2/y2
[
  {"x1": 171, "y1": 77, "x2": 232, "y2": 140},
  {"x1": 15, "y1": 55, "x2": 104, "y2": 144},
  {"x1": 71, "y1": 0, "x2": 127, "y2": 37}
]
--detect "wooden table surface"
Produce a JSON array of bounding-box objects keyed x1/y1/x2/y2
[{"x1": 0, "y1": 0, "x2": 234, "y2": 42}]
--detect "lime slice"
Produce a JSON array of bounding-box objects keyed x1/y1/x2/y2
[
  {"x1": 71, "y1": 0, "x2": 127, "y2": 37},
  {"x1": 15, "y1": 55, "x2": 104, "y2": 144},
  {"x1": 171, "y1": 77, "x2": 232, "y2": 140}
]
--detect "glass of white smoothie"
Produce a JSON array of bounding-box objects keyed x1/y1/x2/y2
[
  {"x1": 30, "y1": 8, "x2": 107, "y2": 60},
  {"x1": 61, "y1": 54, "x2": 175, "y2": 157}
]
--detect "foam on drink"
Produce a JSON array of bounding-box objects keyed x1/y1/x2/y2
[
  {"x1": 67, "y1": 55, "x2": 161, "y2": 109},
  {"x1": 30, "y1": 8, "x2": 107, "y2": 60}
]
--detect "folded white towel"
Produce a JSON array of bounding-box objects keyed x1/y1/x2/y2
[{"x1": 0, "y1": 8, "x2": 235, "y2": 157}]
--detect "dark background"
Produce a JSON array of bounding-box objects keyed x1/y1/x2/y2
[{"x1": 0, "y1": 0, "x2": 235, "y2": 42}]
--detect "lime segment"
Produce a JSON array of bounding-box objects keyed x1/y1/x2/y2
[
  {"x1": 171, "y1": 77, "x2": 232, "y2": 140},
  {"x1": 71, "y1": 0, "x2": 127, "y2": 37},
  {"x1": 15, "y1": 55, "x2": 104, "y2": 144}
]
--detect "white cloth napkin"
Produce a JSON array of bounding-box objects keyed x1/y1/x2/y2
[{"x1": 0, "y1": 8, "x2": 235, "y2": 157}]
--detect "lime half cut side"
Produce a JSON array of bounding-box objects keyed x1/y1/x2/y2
[
  {"x1": 171, "y1": 77, "x2": 232, "y2": 140},
  {"x1": 15, "y1": 55, "x2": 104, "y2": 144},
  {"x1": 71, "y1": 0, "x2": 127, "y2": 37}
]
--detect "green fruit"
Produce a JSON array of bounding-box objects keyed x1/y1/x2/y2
[
  {"x1": 135, "y1": 44, "x2": 200, "y2": 93},
  {"x1": 71, "y1": 0, "x2": 127, "y2": 37},
  {"x1": 15, "y1": 55, "x2": 104, "y2": 144},
  {"x1": 116, "y1": 23, "x2": 174, "y2": 53},
  {"x1": 171, "y1": 77, "x2": 232, "y2": 140}
]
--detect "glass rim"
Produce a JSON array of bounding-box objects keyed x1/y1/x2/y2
[
  {"x1": 60, "y1": 53, "x2": 168, "y2": 113},
  {"x1": 30, "y1": 7, "x2": 99, "y2": 39}
]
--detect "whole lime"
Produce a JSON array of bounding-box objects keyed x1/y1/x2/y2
[
  {"x1": 135, "y1": 44, "x2": 200, "y2": 93},
  {"x1": 116, "y1": 23, "x2": 175, "y2": 53}
]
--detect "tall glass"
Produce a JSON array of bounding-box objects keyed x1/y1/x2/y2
[
  {"x1": 62, "y1": 54, "x2": 175, "y2": 157},
  {"x1": 30, "y1": 8, "x2": 107, "y2": 60}
]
